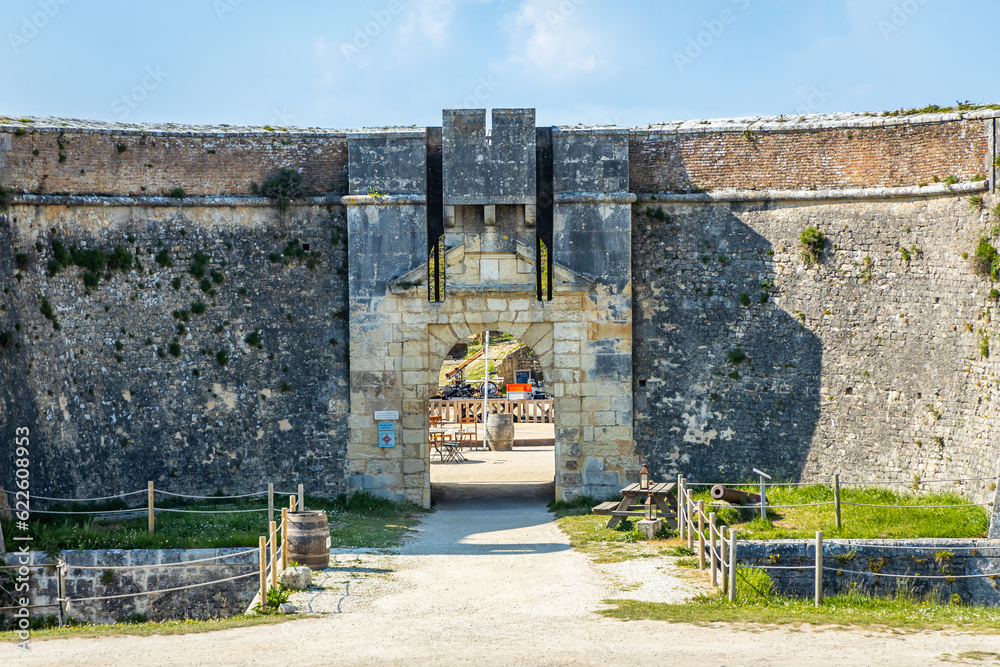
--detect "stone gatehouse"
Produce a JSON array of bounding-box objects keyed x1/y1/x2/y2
[{"x1": 345, "y1": 109, "x2": 634, "y2": 504}]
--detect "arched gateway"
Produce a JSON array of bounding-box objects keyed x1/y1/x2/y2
[{"x1": 344, "y1": 109, "x2": 636, "y2": 506}]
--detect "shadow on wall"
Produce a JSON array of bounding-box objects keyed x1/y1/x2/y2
[
  {"x1": 0, "y1": 214, "x2": 43, "y2": 494},
  {"x1": 632, "y1": 204, "x2": 821, "y2": 483}
]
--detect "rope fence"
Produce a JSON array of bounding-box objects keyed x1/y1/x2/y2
[
  {"x1": 65, "y1": 570, "x2": 261, "y2": 603},
  {"x1": 6, "y1": 481, "x2": 308, "y2": 540},
  {"x1": 674, "y1": 475, "x2": 1000, "y2": 607},
  {"x1": 1, "y1": 496, "x2": 299, "y2": 627}
]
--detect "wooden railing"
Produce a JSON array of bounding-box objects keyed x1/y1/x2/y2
[
  {"x1": 429, "y1": 399, "x2": 554, "y2": 423},
  {"x1": 676, "y1": 476, "x2": 738, "y2": 601}
]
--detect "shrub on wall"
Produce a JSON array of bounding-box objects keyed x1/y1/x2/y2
[
  {"x1": 262, "y1": 169, "x2": 308, "y2": 213},
  {"x1": 971, "y1": 238, "x2": 1000, "y2": 280},
  {"x1": 800, "y1": 227, "x2": 826, "y2": 265}
]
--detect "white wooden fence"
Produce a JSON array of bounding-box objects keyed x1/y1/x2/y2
[{"x1": 428, "y1": 399, "x2": 554, "y2": 423}]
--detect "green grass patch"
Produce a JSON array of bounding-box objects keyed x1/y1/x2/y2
[
  {"x1": 2, "y1": 491, "x2": 429, "y2": 554},
  {"x1": 602, "y1": 572, "x2": 1000, "y2": 632},
  {"x1": 0, "y1": 614, "x2": 303, "y2": 642},
  {"x1": 685, "y1": 484, "x2": 988, "y2": 540}
]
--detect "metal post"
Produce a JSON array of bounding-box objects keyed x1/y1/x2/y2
[
  {"x1": 147, "y1": 481, "x2": 155, "y2": 534},
  {"x1": 728, "y1": 528, "x2": 737, "y2": 602},
  {"x1": 482, "y1": 331, "x2": 490, "y2": 451},
  {"x1": 833, "y1": 473, "x2": 842, "y2": 531},
  {"x1": 753, "y1": 468, "x2": 771, "y2": 520},
  {"x1": 709, "y1": 512, "x2": 717, "y2": 588},
  {"x1": 297, "y1": 484, "x2": 304, "y2": 513},
  {"x1": 267, "y1": 482, "x2": 274, "y2": 533},
  {"x1": 686, "y1": 490, "x2": 695, "y2": 550},
  {"x1": 258, "y1": 536, "x2": 267, "y2": 606},
  {"x1": 269, "y1": 521, "x2": 278, "y2": 590},
  {"x1": 57, "y1": 559, "x2": 66, "y2": 626},
  {"x1": 697, "y1": 500, "x2": 705, "y2": 570},
  {"x1": 814, "y1": 531, "x2": 823, "y2": 607}
]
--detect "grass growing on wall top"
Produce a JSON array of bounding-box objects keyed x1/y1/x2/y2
[{"x1": 1, "y1": 491, "x2": 428, "y2": 554}]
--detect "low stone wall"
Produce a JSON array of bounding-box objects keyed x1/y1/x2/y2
[
  {"x1": 15, "y1": 548, "x2": 258, "y2": 624},
  {"x1": 735, "y1": 539, "x2": 1000, "y2": 606}
]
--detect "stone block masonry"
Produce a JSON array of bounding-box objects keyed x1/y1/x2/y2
[
  {"x1": 734, "y1": 539, "x2": 1000, "y2": 606},
  {"x1": 632, "y1": 195, "x2": 1000, "y2": 505},
  {"x1": 20, "y1": 548, "x2": 258, "y2": 624},
  {"x1": 0, "y1": 200, "x2": 350, "y2": 498},
  {"x1": 1, "y1": 109, "x2": 1000, "y2": 507}
]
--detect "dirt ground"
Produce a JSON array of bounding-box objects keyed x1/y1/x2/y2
[{"x1": 6, "y1": 496, "x2": 1000, "y2": 666}]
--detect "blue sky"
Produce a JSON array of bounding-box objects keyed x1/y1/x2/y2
[{"x1": 1, "y1": 0, "x2": 996, "y2": 129}]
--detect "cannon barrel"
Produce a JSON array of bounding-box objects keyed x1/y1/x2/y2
[{"x1": 710, "y1": 485, "x2": 764, "y2": 505}]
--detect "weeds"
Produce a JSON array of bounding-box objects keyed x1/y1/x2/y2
[{"x1": 800, "y1": 227, "x2": 826, "y2": 265}]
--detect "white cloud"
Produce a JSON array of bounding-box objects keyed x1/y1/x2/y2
[{"x1": 500, "y1": 0, "x2": 615, "y2": 80}]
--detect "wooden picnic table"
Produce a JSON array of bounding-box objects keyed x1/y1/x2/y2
[{"x1": 592, "y1": 481, "x2": 677, "y2": 529}]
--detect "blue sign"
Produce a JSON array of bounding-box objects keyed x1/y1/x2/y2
[{"x1": 377, "y1": 422, "x2": 395, "y2": 448}]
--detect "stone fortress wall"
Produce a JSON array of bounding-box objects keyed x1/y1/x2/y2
[{"x1": 0, "y1": 111, "x2": 998, "y2": 505}]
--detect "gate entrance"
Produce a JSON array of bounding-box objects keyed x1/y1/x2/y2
[
  {"x1": 429, "y1": 331, "x2": 555, "y2": 501},
  {"x1": 344, "y1": 108, "x2": 636, "y2": 507}
]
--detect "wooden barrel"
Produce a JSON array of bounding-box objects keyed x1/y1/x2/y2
[
  {"x1": 286, "y1": 510, "x2": 330, "y2": 570},
  {"x1": 486, "y1": 413, "x2": 514, "y2": 451}
]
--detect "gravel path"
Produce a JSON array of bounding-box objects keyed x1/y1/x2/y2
[{"x1": 6, "y1": 497, "x2": 1000, "y2": 666}]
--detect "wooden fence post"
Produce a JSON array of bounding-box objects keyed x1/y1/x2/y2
[
  {"x1": 269, "y1": 521, "x2": 278, "y2": 590},
  {"x1": 258, "y1": 536, "x2": 267, "y2": 606},
  {"x1": 833, "y1": 473, "x2": 842, "y2": 531},
  {"x1": 267, "y1": 482, "x2": 274, "y2": 533},
  {"x1": 676, "y1": 476, "x2": 685, "y2": 541},
  {"x1": 686, "y1": 490, "x2": 695, "y2": 550},
  {"x1": 147, "y1": 481, "x2": 154, "y2": 535},
  {"x1": 57, "y1": 559, "x2": 66, "y2": 626},
  {"x1": 709, "y1": 512, "x2": 717, "y2": 588},
  {"x1": 290, "y1": 495, "x2": 297, "y2": 513},
  {"x1": 281, "y1": 507, "x2": 289, "y2": 568},
  {"x1": 697, "y1": 500, "x2": 705, "y2": 570},
  {"x1": 727, "y1": 528, "x2": 737, "y2": 602},
  {"x1": 814, "y1": 531, "x2": 823, "y2": 607},
  {"x1": 720, "y1": 533, "x2": 728, "y2": 595},
  {"x1": 298, "y1": 484, "x2": 305, "y2": 513}
]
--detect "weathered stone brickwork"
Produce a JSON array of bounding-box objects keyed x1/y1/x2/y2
[
  {"x1": 735, "y1": 539, "x2": 1000, "y2": 606},
  {"x1": 4, "y1": 120, "x2": 348, "y2": 197},
  {"x1": 1, "y1": 109, "x2": 999, "y2": 508},
  {"x1": 20, "y1": 548, "x2": 257, "y2": 623},
  {"x1": 0, "y1": 202, "x2": 350, "y2": 497},
  {"x1": 632, "y1": 194, "x2": 1000, "y2": 504},
  {"x1": 630, "y1": 116, "x2": 987, "y2": 193}
]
